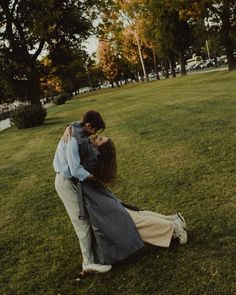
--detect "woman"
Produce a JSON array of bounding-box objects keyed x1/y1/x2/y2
[
  {"x1": 66, "y1": 127, "x2": 187, "y2": 265},
  {"x1": 88, "y1": 135, "x2": 187, "y2": 248}
]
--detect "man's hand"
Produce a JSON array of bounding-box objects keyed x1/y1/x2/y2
[
  {"x1": 61, "y1": 126, "x2": 72, "y2": 143},
  {"x1": 86, "y1": 174, "x2": 97, "y2": 181}
]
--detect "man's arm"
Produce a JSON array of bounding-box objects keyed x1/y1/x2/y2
[
  {"x1": 66, "y1": 137, "x2": 95, "y2": 181},
  {"x1": 61, "y1": 126, "x2": 72, "y2": 143}
]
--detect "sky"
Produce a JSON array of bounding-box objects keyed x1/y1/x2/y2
[
  {"x1": 84, "y1": 17, "x2": 100, "y2": 55},
  {"x1": 85, "y1": 35, "x2": 99, "y2": 55},
  {"x1": 37, "y1": 35, "x2": 99, "y2": 61}
]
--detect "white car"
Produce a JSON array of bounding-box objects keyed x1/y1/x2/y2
[{"x1": 200, "y1": 59, "x2": 215, "y2": 69}]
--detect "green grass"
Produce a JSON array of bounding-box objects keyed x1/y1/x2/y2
[{"x1": 0, "y1": 70, "x2": 236, "y2": 295}]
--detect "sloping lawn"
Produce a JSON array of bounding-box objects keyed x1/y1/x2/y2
[{"x1": 0, "y1": 70, "x2": 235, "y2": 295}]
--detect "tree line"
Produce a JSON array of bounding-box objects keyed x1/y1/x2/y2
[
  {"x1": 0, "y1": 0, "x2": 236, "y2": 109},
  {"x1": 97, "y1": 0, "x2": 236, "y2": 84}
]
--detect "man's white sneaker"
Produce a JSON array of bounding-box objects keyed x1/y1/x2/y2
[
  {"x1": 173, "y1": 219, "x2": 187, "y2": 244},
  {"x1": 174, "y1": 212, "x2": 186, "y2": 229},
  {"x1": 82, "y1": 263, "x2": 112, "y2": 273}
]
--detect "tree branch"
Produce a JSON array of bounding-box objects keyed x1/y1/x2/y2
[
  {"x1": 1, "y1": 2, "x2": 15, "y2": 46},
  {"x1": 12, "y1": 0, "x2": 19, "y2": 13},
  {"x1": 32, "y1": 40, "x2": 45, "y2": 61}
]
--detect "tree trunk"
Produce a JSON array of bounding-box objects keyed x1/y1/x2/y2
[
  {"x1": 179, "y1": 51, "x2": 187, "y2": 76},
  {"x1": 152, "y1": 47, "x2": 160, "y2": 80},
  {"x1": 87, "y1": 70, "x2": 93, "y2": 88},
  {"x1": 164, "y1": 60, "x2": 169, "y2": 79},
  {"x1": 170, "y1": 56, "x2": 176, "y2": 78},
  {"x1": 221, "y1": 0, "x2": 236, "y2": 71},
  {"x1": 135, "y1": 33, "x2": 149, "y2": 82},
  {"x1": 133, "y1": 71, "x2": 139, "y2": 82},
  {"x1": 28, "y1": 69, "x2": 42, "y2": 105},
  {"x1": 226, "y1": 50, "x2": 236, "y2": 71}
]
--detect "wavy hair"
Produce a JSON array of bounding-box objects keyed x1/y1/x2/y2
[{"x1": 95, "y1": 139, "x2": 117, "y2": 184}]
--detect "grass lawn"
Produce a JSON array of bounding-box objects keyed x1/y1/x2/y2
[{"x1": 0, "y1": 70, "x2": 236, "y2": 295}]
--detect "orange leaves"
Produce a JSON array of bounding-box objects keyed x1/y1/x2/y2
[
  {"x1": 97, "y1": 41, "x2": 119, "y2": 81},
  {"x1": 121, "y1": 28, "x2": 140, "y2": 64}
]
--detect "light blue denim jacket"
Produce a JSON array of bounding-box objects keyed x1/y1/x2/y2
[{"x1": 53, "y1": 122, "x2": 90, "y2": 181}]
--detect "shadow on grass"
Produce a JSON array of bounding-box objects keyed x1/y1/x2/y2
[{"x1": 112, "y1": 241, "x2": 182, "y2": 270}]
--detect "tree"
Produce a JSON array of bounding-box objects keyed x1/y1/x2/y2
[
  {"x1": 0, "y1": 76, "x2": 14, "y2": 104},
  {"x1": 49, "y1": 46, "x2": 91, "y2": 94},
  {"x1": 120, "y1": 27, "x2": 144, "y2": 79},
  {"x1": 117, "y1": 0, "x2": 149, "y2": 81},
  {"x1": 97, "y1": 40, "x2": 119, "y2": 87},
  {"x1": 86, "y1": 56, "x2": 104, "y2": 89},
  {"x1": 208, "y1": 0, "x2": 236, "y2": 70},
  {"x1": 40, "y1": 57, "x2": 63, "y2": 99},
  {"x1": 176, "y1": 0, "x2": 236, "y2": 71},
  {"x1": 0, "y1": 0, "x2": 95, "y2": 105},
  {"x1": 145, "y1": 0, "x2": 193, "y2": 76}
]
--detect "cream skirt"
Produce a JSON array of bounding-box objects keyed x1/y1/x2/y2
[{"x1": 126, "y1": 209, "x2": 175, "y2": 247}]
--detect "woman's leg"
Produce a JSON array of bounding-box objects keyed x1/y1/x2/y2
[
  {"x1": 126, "y1": 209, "x2": 175, "y2": 247},
  {"x1": 137, "y1": 210, "x2": 186, "y2": 229},
  {"x1": 138, "y1": 210, "x2": 177, "y2": 221}
]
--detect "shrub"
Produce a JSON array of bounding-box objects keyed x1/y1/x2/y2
[
  {"x1": 10, "y1": 104, "x2": 47, "y2": 129},
  {"x1": 53, "y1": 93, "x2": 71, "y2": 105}
]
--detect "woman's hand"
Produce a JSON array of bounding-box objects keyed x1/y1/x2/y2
[{"x1": 61, "y1": 126, "x2": 72, "y2": 143}]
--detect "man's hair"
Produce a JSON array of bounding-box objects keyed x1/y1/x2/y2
[{"x1": 81, "y1": 110, "x2": 105, "y2": 132}]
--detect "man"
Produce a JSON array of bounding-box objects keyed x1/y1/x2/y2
[{"x1": 53, "y1": 110, "x2": 112, "y2": 273}]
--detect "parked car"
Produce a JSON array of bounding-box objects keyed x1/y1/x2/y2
[
  {"x1": 218, "y1": 55, "x2": 228, "y2": 64},
  {"x1": 192, "y1": 62, "x2": 204, "y2": 70},
  {"x1": 186, "y1": 63, "x2": 198, "y2": 71},
  {"x1": 148, "y1": 72, "x2": 156, "y2": 78},
  {"x1": 100, "y1": 83, "x2": 111, "y2": 89},
  {"x1": 199, "y1": 59, "x2": 215, "y2": 69}
]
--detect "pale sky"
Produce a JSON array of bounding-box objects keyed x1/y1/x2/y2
[
  {"x1": 85, "y1": 17, "x2": 100, "y2": 55},
  {"x1": 85, "y1": 35, "x2": 99, "y2": 55},
  {"x1": 85, "y1": 36, "x2": 98, "y2": 54}
]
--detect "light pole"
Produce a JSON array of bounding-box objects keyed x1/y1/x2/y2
[{"x1": 206, "y1": 40, "x2": 211, "y2": 59}]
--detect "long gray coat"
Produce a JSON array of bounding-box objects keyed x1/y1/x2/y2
[{"x1": 76, "y1": 136, "x2": 144, "y2": 264}]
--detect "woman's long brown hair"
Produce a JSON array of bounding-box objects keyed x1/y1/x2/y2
[{"x1": 96, "y1": 139, "x2": 117, "y2": 184}]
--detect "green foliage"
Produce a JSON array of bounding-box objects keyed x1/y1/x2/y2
[
  {"x1": 49, "y1": 47, "x2": 88, "y2": 93},
  {"x1": 0, "y1": 78, "x2": 14, "y2": 104},
  {"x1": 53, "y1": 93, "x2": 71, "y2": 105},
  {"x1": 0, "y1": 0, "x2": 95, "y2": 105},
  {"x1": 145, "y1": 0, "x2": 193, "y2": 75},
  {"x1": 169, "y1": 0, "x2": 236, "y2": 70},
  {"x1": 1, "y1": 71, "x2": 236, "y2": 294},
  {"x1": 207, "y1": 0, "x2": 236, "y2": 70},
  {"x1": 10, "y1": 104, "x2": 47, "y2": 129}
]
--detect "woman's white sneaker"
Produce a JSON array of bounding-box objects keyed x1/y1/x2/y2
[
  {"x1": 173, "y1": 219, "x2": 187, "y2": 244},
  {"x1": 174, "y1": 212, "x2": 186, "y2": 229}
]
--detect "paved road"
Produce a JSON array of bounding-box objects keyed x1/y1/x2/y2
[
  {"x1": 188, "y1": 65, "x2": 227, "y2": 75},
  {"x1": 0, "y1": 118, "x2": 10, "y2": 132}
]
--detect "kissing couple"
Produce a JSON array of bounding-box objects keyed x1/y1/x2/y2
[{"x1": 53, "y1": 110, "x2": 187, "y2": 274}]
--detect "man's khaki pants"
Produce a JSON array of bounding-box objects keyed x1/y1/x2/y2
[{"x1": 55, "y1": 173, "x2": 94, "y2": 264}]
